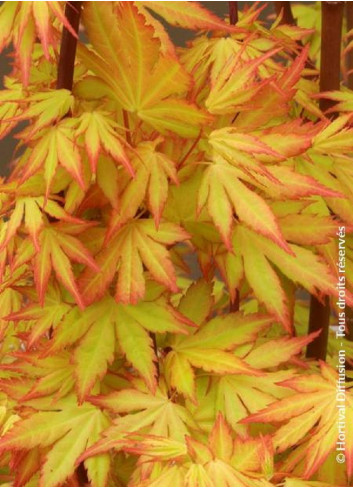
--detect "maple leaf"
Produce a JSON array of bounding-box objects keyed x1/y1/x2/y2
[
  {"x1": 235, "y1": 46, "x2": 311, "y2": 129},
  {"x1": 80, "y1": 2, "x2": 209, "y2": 136},
  {"x1": 0, "y1": 287, "x2": 22, "y2": 341},
  {"x1": 108, "y1": 139, "x2": 179, "y2": 230},
  {"x1": 243, "y1": 331, "x2": 321, "y2": 370},
  {"x1": 208, "y1": 126, "x2": 284, "y2": 177},
  {"x1": 106, "y1": 415, "x2": 274, "y2": 487},
  {"x1": 242, "y1": 362, "x2": 353, "y2": 480},
  {"x1": 19, "y1": 120, "x2": 85, "y2": 195},
  {"x1": 45, "y1": 294, "x2": 192, "y2": 398},
  {"x1": 1, "y1": 0, "x2": 353, "y2": 486},
  {"x1": 316, "y1": 90, "x2": 353, "y2": 113},
  {"x1": 297, "y1": 154, "x2": 353, "y2": 225},
  {"x1": 223, "y1": 225, "x2": 342, "y2": 331},
  {"x1": 198, "y1": 162, "x2": 291, "y2": 252},
  {"x1": 189, "y1": 332, "x2": 319, "y2": 431},
  {"x1": 75, "y1": 110, "x2": 133, "y2": 174},
  {"x1": 81, "y1": 378, "x2": 198, "y2": 464},
  {"x1": 205, "y1": 47, "x2": 280, "y2": 115},
  {"x1": 0, "y1": 2, "x2": 77, "y2": 85},
  {"x1": 278, "y1": 214, "x2": 339, "y2": 246},
  {"x1": 33, "y1": 224, "x2": 100, "y2": 309},
  {"x1": 164, "y1": 312, "x2": 271, "y2": 400},
  {"x1": 0, "y1": 196, "x2": 85, "y2": 252},
  {"x1": 255, "y1": 165, "x2": 343, "y2": 200},
  {"x1": 0, "y1": 351, "x2": 76, "y2": 403},
  {"x1": 0, "y1": 78, "x2": 23, "y2": 139},
  {"x1": 4, "y1": 284, "x2": 71, "y2": 347},
  {"x1": 138, "y1": 1, "x2": 237, "y2": 31},
  {"x1": 0, "y1": 396, "x2": 110, "y2": 487},
  {"x1": 13, "y1": 89, "x2": 74, "y2": 137},
  {"x1": 78, "y1": 220, "x2": 189, "y2": 305},
  {"x1": 312, "y1": 115, "x2": 353, "y2": 157}
]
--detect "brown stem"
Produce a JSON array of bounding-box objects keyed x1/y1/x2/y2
[
  {"x1": 319, "y1": 1, "x2": 344, "y2": 113},
  {"x1": 306, "y1": 296, "x2": 330, "y2": 360},
  {"x1": 229, "y1": 2, "x2": 238, "y2": 25},
  {"x1": 56, "y1": 1, "x2": 82, "y2": 91},
  {"x1": 228, "y1": 2, "x2": 239, "y2": 312},
  {"x1": 274, "y1": 2, "x2": 294, "y2": 25},
  {"x1": 346, "y1": 3, "x2": 353, "y2": 89},
  {"x1": 307, "y1": 2, "x2": 343, "y2": 362},
  {"x1": 56, "y1": 4, "x2": 88, "y2": 486}
]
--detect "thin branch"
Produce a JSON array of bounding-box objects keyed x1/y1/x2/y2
[
  {"x1": 346, "y1": 3, "x2": 353, "y2": 89},
  {"x1": 306, "y1": 1, "x2": 344, "y2": 361},
  {"x1": 178, "y1": 131, "x2": 202, "y2": 169},
  {"x1": 274, "y1": 2, "x2": 295, "y2": 25},
  {"x1": 56, "y1": 1, "x2": 82, "y2": 91},
  {"x1": 229, "y1": 1, "x2": 238, "y2": 25},
  {"x1": 306, "y1": 296, "x2": 330, "y2": 360},
  {"x1": 318, "y1": 1, "x2": 344, "y2": 114},
  {"x1": 56, "y1": 3, "x2": 87, "y2": 486},
  {"x1": 228, "y1": 1, "x2": 239, "y2": 312}
]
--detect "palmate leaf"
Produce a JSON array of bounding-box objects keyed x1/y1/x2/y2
[
  {"x1": 19, "y1": 121, "x2": 85, "y2": 195},
  {"x1": 138, "y1": 1, "x2": 236, "y2": 31},
  {"x1": 208, "y1": 126, "x2": 284, "y2": 178},
  {"x1": 189, "y1": 332, "x2": 319, "y2": 431},
  {"x1": 0, "y1": 287, "x2": 22, "y2": 341},
  {"x1": 44, "y1": 294, "x2": 192, "y2": 399},
  {"x1": 243, "y1": 331, "x2": 321, "y2": 369},
  {"x1": 81, "y1": 378, "x2": 198, "y2": 463},
  {"x1": 75, "y1": 111, "x2": 133, "y2": 174},
  {"x1": 33, "y1": 224, "x2": 99, "y2": 309},
  {"x1": 298, "y1": 155, "x2": 353, "y2": 225},
  {"x1": 5, "y1": 284, "x2": 71, "y2": 347},
  {"x1": 13, "y1": 89, "x2": 73, "y2": 136},
  {"x1": 0, "y1": 396, "x2": 110, "y2": 487},
  {"x1": 312, "y1": 115, "x2": 353, "y2": 153},
  {"x1": 108, "y1": 139, "x2": 179, "y2": 230},
  {"x1": 0, "y1": 78, "x2": 23, "y2": 139},
  {"x1": 235, "y1": 47, "x2": 311, "y2": 130},
  {"x1": 82, "y1": 2, "x2": 159, "y2": 111},
  {"x1": 198, "y1": 162, "x2": 291, "y2": 252},
  {"x1": 0, "y1": 351, "x2": 76, "y2": 403},
  {"x1": 78, "y1": 220, "x2": 189, "y2": 305},
  {"x1": 80, "y1": 2, "x2": 209, "y2": 137},
  {"x1": 242, "y1": 362, "x2": 353, "y2": 480},
  {"x1": 278, "y1": 214, "x2": 339, "y2": 246},
  {"x1": 100, "y1": 415, "x2": 274, "y2": 487},
  {"x1": 254, "y1": 165, "x2": 343, "y2": 200},
  {"x1": 164, "y1": 312, "x2": 271, "y2": 400},
  {"x1": 317, "y1": 90, "x2": 353, "y2": 113},
  {"x1": 0, "y1": 195, "x2": 85, "y2": 252},
  {"x1": 0, "y1": 2, "x2": 77, "y2": 85},
  {"x1": 220, "y1": 225, "x2": 342, "y2": 331},
  {"x1": 134, "y1": 0, "x2": 238, "y2": 58},
  {"x1": 205, "y1": 47, "x2": 280, "y2": 115}
]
